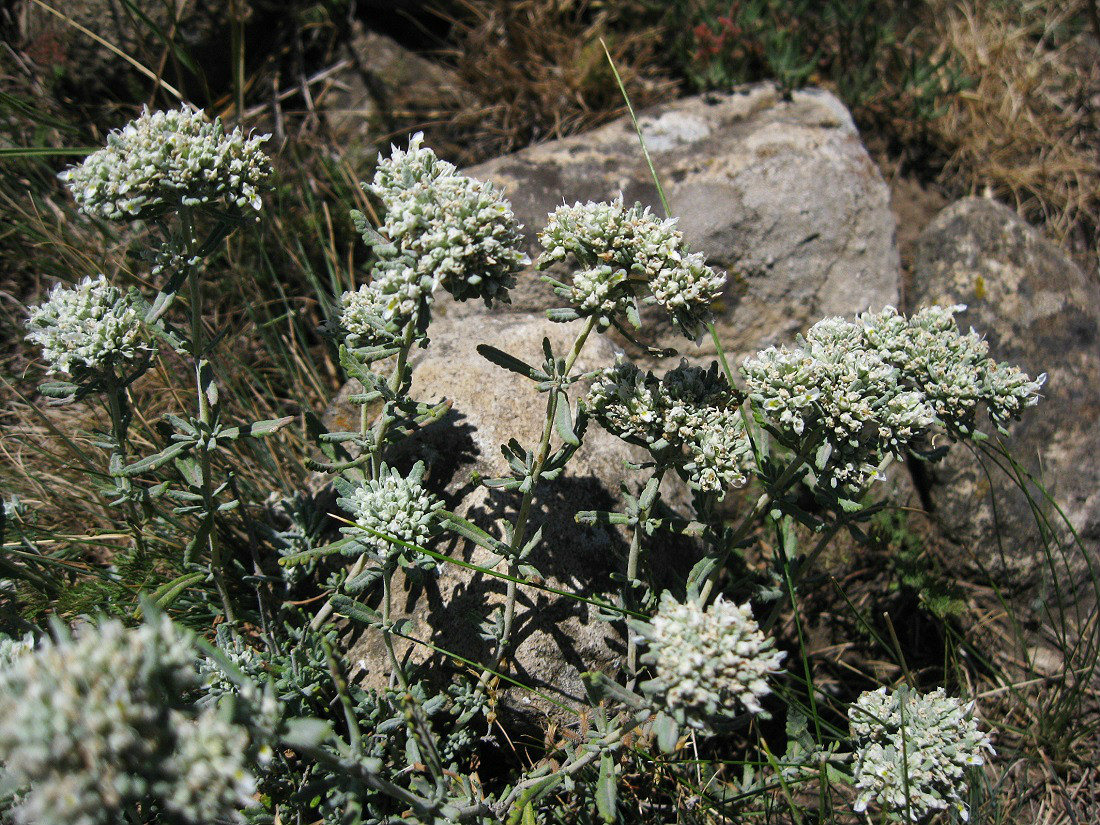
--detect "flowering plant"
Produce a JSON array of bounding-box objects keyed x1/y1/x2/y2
[{"x1": 11, "y1": 110, "x2": 1047, "y2": 825}]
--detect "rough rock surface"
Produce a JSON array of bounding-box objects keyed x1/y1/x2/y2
[
  {"x1": 449, "y1": 84, "x2": 900, "y2": 366},
  {"x1": 321, "y1": 23, "x2": 476, "y2": 164},
  {"x1": 335, "y1": 311, "x2": 692, "y2": 727},
  {"x1": 909, "y1": 197, "x2": 1100, "y2": 593}
]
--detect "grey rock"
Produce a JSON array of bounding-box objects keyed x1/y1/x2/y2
[
  {"x1": 909, "y1": 197, "x2": 1100, "y2": 594},
  {"x1": 448, "y1": 84, "x2": 900, "y2": 367},
  {"x1": 338, "y1": 311, "x2": 692, "y2": 727},
  {"x1": 320, "y1": 23, "x2": 476, "y2": 164}
]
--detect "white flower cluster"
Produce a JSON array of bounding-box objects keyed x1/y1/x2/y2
[
  {"x1": 0, "y1": 615, "x2": 256, "y2": 825},
  {"x1": 861, "y1": 305, "x2": 1045, "y2": 435},
  {"x1": 349, "y1": 133, "x2": 527, "y2": 341},
  {"x1": 849, "y1": 686, "x2": 995, "y2": 822},
  {"x1": 0, "y1": 632, "x2": 34, "y2": 669},
  {"x1": 638, "y1": 593, "x2": 786, "y2": 729},
  {"x1": 743, "y1": 315, "x2": 936, "y2": 489},
  {"x1": 587, "y1": 360, "x2": 752, "y2": 496},
  {"x1": 742, "y1": 306, "x2": 1045, "y2": 490},
  {"x1": 60, "y1": 106, "x2": 272, "y2": 221},
  {"x1": 25, "y1": 275, "x2": 150, "y2": 379},
  {"x1": 537, "y1": 197, "x2": 726, "y2": 337},
  {"x1": 340, "y1": 462, "x2": 443, "y2": 567}
]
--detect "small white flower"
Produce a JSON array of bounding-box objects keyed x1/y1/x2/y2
[
  {"x1": 742, "y1": 314, "x2": 937, "y2": 489},
  {"x1": 849, "y1": 686, "x2": 994, "y2": 822},
  {"x1": 360, "y1": 133, "x2": 527, "y2": 322},
  {"x1": 587, "y1": 359, "x2": 751, "y2": 497},
  {"x1": 638, "y1": 593, "x2": 785, "y2": 729},
  {"x1": 860, "y1": 305, "x2": 1044, "y2": 435},
  {"x1": 60, "y1": 106, "x2": 272, "y2": 221},
  {"x1": 25, "y1": 275, "x2": 151, "y2": 380}
]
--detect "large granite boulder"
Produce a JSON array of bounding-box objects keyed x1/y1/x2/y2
[
  {"x1": 909, "y1": 197, "x2": 1100, "y2": 595},
  {"x1": 448, "y1": 84, "x2": 901, "y2": 366},
  {"x1": 335, "y1": 311, "x2": 692, "y2": 727}
]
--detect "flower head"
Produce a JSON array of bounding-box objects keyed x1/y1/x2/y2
[
  {"x1": 849, "y1": 686, "x2": 994, "y2": 822},
  {"x1": 742, "y1": 315, "x2": 936, "y2": 490},
  {"x1": 339, "y1": 461, "x2": 443, "y2": 568},
  {"x1": 861, "y1": 304, "x2": 1044, "y2": 435},
  {"x1": 636, "y1": 593, "x2": 785, "y2": 729},
  {"x1": 536, "y1": 197, "x2": 725, "y2": 337},
  {"x1": 0, "y1": 615, "x2": 255, "y2": 825},
  {"x1": 60, "y1": 106, "x2": 272, "y2": 221},
  {"x1": 25, "y1": 275, "x2": 151, "y2": 381},
  {"x1": 587, "y1": 359, "x2": 751, "y2": 496},
  {"x1": 360, "y1": 133, "x2": 527, "y2": 324}
]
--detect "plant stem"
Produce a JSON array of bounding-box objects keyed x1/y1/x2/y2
[
  {"x1": 625, "y1": 468, "x2": 665, "y2": 688},
  {"x1": 382, "y1": 568, "x2": 447, "y2": 789},
  {"x1": 476, "y1": 315, "x2": 597, "y2": 694},
  {"x1": 105, "y1": 385, "x2": 147, "y2": 556},
  {"x1": 697, "y1": 444, "x2": 813, "y2": 606},
  {"x1": 181, "y1": 207, "x2": 236, "y2": 623},
  {"x1": 311, "y1": 319, "x2": 420, "y2": 632}
]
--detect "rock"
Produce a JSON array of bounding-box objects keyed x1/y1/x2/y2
[
  {"x1": 909, "y1": 197, "x2": 1100, "y2": 594},
  {"x1": 320, "y1": 22, "x2": 477, "y2": 165},
  {"x1": 336, "y1": 311, "x2": 692, "y2": 727},
  {"x1": 447, "y1": 84, "x2": 900, "y2": 367}
]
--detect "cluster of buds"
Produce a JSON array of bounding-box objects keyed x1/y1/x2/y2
[
  {"x1": 25, "y1": 274, "x2": 151, "y2": 383},
  {"x1": 0, "y1": 615, "x2": 255, "y2": 825},
  {"x1": 586, "y1": 359, "x2": 752, "y2": 496},
  {"x1": 338, "y1": 461, "x2": 443, "y2": 569},
  {"x1": 849, "y1": 686, "x2": 995, "y2": 822},
  {"x1": 635, "y1": 593, "x2": 786, "y2": 729},
  {"x1": 860, "y1": 305, "x2": 1045, "y2": 436},
  {"x1": 537, "y1": 197, "x2": 726, "y2": 338},
  {"x1": 345, "y1": 133, "x2": 528, "y2": 345},
  {"x1": 743, "y1": 315, "x2": 936, "y2": 489},
  {"x1": 59, "y1": 106, "x2": 272, "y2": 221}
]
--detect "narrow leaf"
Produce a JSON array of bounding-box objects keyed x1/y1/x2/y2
[
  {"x1": 120, "y1": 439, "x2": 191, "y2": 476},
  {"x1": 331, "y1": 594, "x2": 383, "y2": 627},
  {"x1": 553, "y1": 390, "x2": 579, "y2": 446},
  {"x1": 477, "y1": 344, "x2": 547, "y2": 381},
  {"x1": 596, "y1": 752, "x2": 616, "y2": 823}
]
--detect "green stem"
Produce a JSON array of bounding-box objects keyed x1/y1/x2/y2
[
  {"x1": 383, "y1": 568, "x2": 447, "y2": 789},
  {"x1": 624, "y1": 467, "x2": 665, "y2": 688},
  {"x1": 105, "y1": 385, "x2": 147, "y2": 556},
  {"x1": 476, "y1": 315, "x2": 598, "y2": 694},
  {"x1": 697, "y1": 443, "x2": 813, "y2": 606},
  {"x1": 182, "y1": 207, "x2": 236, "y2": 624},
  {"x1": 311, "y1": 319, "x2": 419, "y2": 632}
]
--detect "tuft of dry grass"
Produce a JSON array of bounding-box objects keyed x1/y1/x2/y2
[
  {"x1": 921, "y1": 0, "x2": 1099, "y2": 269},
  {"x1": 432, "y1": 0, "x2": 678, "y2": 163}
]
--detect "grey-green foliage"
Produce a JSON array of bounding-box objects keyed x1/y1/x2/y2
[{"x1": 0, "y1": 614, "x2": 255, "y2": 825}]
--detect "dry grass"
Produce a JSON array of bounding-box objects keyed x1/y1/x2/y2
[
  {"x1": 921, "y1": 0, "x2": 1099, "y2": 269},
  {"x1": 433, "y1": 0, "x2": 678, "y2": 163}
]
